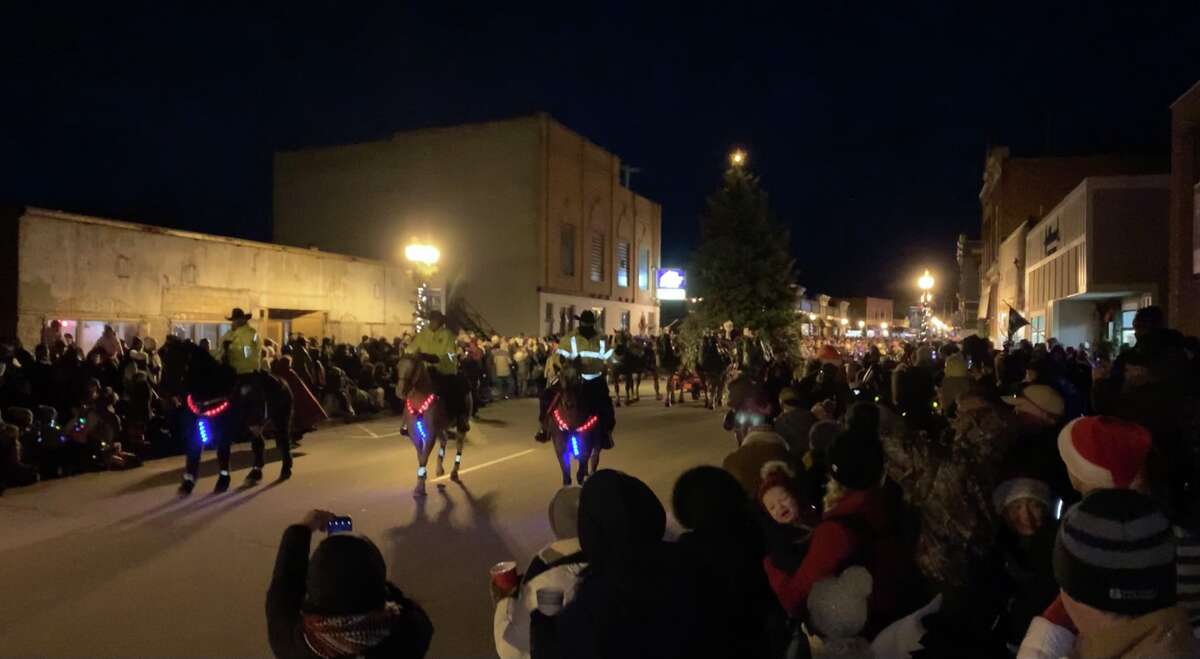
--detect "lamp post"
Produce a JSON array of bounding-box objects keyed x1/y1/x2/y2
[
  {"x1": 405, "y1": 242, "x2": 440, "y2": 332},
  {"x1": 730, "y1": 149, "x2": 747, "y2": 168},
  {"x1": 918, "y1": 270, "x2": 935, "y2": 340}
]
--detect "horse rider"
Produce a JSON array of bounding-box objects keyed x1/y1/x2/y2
[
  {"x1": 404, "y1": 310, "x2": 470, "y2": 435},
  {"x1": 538, "y1": 311, "x2": 616, "y2": 447}
]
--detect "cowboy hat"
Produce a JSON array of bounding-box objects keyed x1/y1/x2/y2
[
  {"x1": 226, "y1": 308, "x2": 253, "y2": 322},
  {"x1": 577, "y1": 310, "x2": 597, "y2": 325}
]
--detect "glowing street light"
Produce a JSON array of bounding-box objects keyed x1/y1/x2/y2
[
  {"x1": 730, "y1": 149, "x2": 747, "y2": 167},
  {"x1": 917, "y1": 270, "x2": 935, "y2": 339},
  {"x1": 881, "y1": 322, "x2": 889, "y2": 330},
  {"x1": 404, "y1": 243, "x2": 440, "y2": 266},
  {"x1": 857, "y1": 320, "x2": 866, "y2": 329}
]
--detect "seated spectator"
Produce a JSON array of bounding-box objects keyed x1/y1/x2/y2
[
  {"x1": 675, "y1": 466, "x2": 780, "y2": 659},
  {"x1": 530, "y1": 469, "x2": 704, "y2": 659},
  {"x1": 1053, "y1": 489, "x2": 1198, "y2": 657},
  {"x1": 1, "y1": 421, "x2": 38, "y2": 490},
  {"x1": 266, "y1": 509, "x2": 433, "y2": 658},
  {"x1": 493, "y1": 486, "x2": 586, "y2": 659}
]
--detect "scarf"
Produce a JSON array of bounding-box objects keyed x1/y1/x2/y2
[{"x1": 302, "y1": 600, "x2": 404, "y2": 658}]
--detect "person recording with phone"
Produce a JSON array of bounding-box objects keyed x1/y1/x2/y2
[{"x1": 266, "y1": 509, "x2": 433, "y2": 658}]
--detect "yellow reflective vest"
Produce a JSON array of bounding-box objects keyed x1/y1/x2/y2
[
  {"x1": 405, "y1": 327, "x2": 458, "y2": 376},
  {"x1": 215, "y1": 324, "x2": 262, "y2": 375},
  {"x1": 556, "y1": 329, "x2": 613, "y2": 380}
]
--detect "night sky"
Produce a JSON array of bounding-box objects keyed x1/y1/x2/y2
[{"x1": 4, "y1": 3, "x2": 1199, "y2": 305}]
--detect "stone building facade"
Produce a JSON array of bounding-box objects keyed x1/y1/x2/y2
[
  {"x1": 0, "y1": 207, "x2": 423, "y2": 352},
  {"x1": 273, "y1": 114, "x2": 661, "y2": 338}
]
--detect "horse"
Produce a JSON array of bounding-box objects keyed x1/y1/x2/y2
[
  {"x1": 395, "y1": 353, "x2": 461, "y2": 497},
  {"x1": 541, "y1": 360, "x2": 601, "y2": 485},
  {"x1": 656, "y1": 334, "x2": 686, "y2": 407},
  {"x1": 698, "y1": 334, "x2": 732, "y2": 410},
  {"x1": 159, "y1": 338, "x2": 294, "y2": 494},
  {"x1": 611, "y1": 336, "x2": 643, "y2": 407}
]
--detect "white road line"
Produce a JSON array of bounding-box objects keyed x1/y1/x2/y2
[
  {"x1": 430, "y1": 448, "x2": 537, "y2": 482},
  {"x1": 355, "y1": 424, "x2": 379, "y2": 438}
]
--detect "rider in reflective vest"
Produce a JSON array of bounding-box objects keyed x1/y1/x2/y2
[
  {"x1": 214, "y1": 308, "x2": 262, "y2": 375},
  {"x1": 404, "y1": 311, "x2": 469, "y2": 431},
  {"x1": 536, "y1": 310, "x2": 616, "y2": 445}
]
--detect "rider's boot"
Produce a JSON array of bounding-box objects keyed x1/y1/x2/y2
[
  {"x1": 214, "y1": 470, "x2": 231, "y2": 493},
  {"x1": 178, "y1": 473, "x2": 196, "y2": 496},
  {"x1": 246, "y1": 466, "x2": 263, "y2": 484}
]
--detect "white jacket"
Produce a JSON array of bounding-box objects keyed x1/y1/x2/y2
[{"x1": 493, "y1": 538, "x2": 587, "y2": 659}]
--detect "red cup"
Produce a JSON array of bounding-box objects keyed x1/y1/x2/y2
[{"x1": 490, "y1": 560, "x2": 519, "y2": 591}]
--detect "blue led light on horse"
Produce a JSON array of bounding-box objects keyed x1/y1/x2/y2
[
  {"x1": 570, "y1": 435, "x2": 581, "y2": 458},
  {"x1": 197, "y1": 418, "x2": 211, "y2": 445},
  {"x1": 415, "y1": 418, "x2": 427, "y2": 442}
]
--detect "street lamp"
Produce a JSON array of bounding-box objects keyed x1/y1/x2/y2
[
  {"x1": 917, "y1": 270, "x2": 935, "y2": 340},
  {"x1": 730, "y1": 149, "x2": 747, "y2": 167},
  {"x1": 857, "y1": 320, "x2": 866, "y2": 329},
  {"x1": 405, "y1": 241, "x2": 440, "y2": 331}
]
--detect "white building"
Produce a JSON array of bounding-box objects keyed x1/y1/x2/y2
[
  {"x1": 1022, "y1": 175, "x2": 1169, "y2": 347},
  {"x1": 1, "y1": 207, "x2": 426, "y2": 352}
]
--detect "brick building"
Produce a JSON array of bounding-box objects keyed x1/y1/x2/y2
[
  {"x1": 274, "y1": 115, "x2": 661, "y2": 337},
  {"x1": 1169, "y1": 81, "x2": 1200, "y2": 336},
  {"x1": 978, "y1": 146, "x2": 1165, "y2": 341}
]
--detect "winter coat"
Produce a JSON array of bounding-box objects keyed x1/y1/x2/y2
[
  {"x1": 773, "y1": 408, "x2": 817, "y2": 460},
  {"x1": 494, "y1": 538, "x2": 586, "y2": 659},
  {"x1": 882, "y1": 401, "x2": 1018, "y2": 591},
  {"x1": 995, "y1": 523, "x2": 1060, "y2": 651},
  {"x1": 1070, "y1": 606, "x2": 1199, "y2": 658},
  {"x1": 763, "y1": 487, "x2": 915, "y2": 636},
  {"x1": 266, "y1": 525, "x2": 433, "y2": 659},
  {"x1": 722, "y1": 428, "x2": 794, "y2": 496}
]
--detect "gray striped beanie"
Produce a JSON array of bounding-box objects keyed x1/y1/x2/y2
[{"x1": 1054, "y1": 488, "x2": 1176, "y2": 615}]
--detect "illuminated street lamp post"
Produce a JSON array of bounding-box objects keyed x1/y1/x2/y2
[
  {"x1": 730, "y1": 149, "x2": 747, "y2": 168},
  {"x1": 917, "y1": 270, "x2": 935, "y2": 340},
  {"x1": 405, "y1": 242, "x2": 440, "y2": 332}
]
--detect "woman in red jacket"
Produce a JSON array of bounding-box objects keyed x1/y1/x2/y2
[{"x1": 762, "y1": 428, "x2": 915, "y2": 636}]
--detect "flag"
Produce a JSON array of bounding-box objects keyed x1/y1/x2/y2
[{"x1": 1007, "y1": 304, "x2": 1030, "y2": 339}]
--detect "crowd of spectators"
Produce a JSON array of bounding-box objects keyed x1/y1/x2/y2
[{"x1": 0, "y1": 324, "x2": 586, "y2": 493}]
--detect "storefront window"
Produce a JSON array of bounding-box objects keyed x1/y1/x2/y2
[
  {"x1": 1030, "y1": 315, "x2": 1045, "y2": 345},
  {"x1": 1121, "y1": 310, "x2": 1137, "y2": 348}
]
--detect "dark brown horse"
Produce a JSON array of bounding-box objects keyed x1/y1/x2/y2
[
  {"x1": 542, "y1": 362, "x2": 601, "y2": 485},
  {"x1": 395, "y1": 354, "x2": 458, "y2": 496}
]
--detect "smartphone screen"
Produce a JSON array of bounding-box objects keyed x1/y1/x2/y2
[{"x1": 327, "y1": 516, "x2": 353, "y2": 534}]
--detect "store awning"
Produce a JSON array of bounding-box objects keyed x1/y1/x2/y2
[{"x1": 978, "y1": 285, "x2": 992, "y2": 319}]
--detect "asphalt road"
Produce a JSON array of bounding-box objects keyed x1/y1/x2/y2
[{"x1": 0, "y1": 386, "x2": 734, "y2": 658}]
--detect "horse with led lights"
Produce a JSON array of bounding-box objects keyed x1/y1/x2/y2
[
  {"x1": 543, "y1": 361, "x2": 602, "y2": 485},
  {"x1": 395, "y1": 353, "x2": 458, "y2": 497},
  {"x1": 159, "y1": 338, "x2": 294, "y2": 494}
]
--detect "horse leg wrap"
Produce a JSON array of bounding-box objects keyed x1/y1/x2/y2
[
  {"x1": 219, "y1": 469, "x2": 230, "y2": 477},
  {"x1": 454, "y1": 452, "x2": 462, "y2": 464},
  {"x1": 438, "y1": 447, "x2": 445, "y2": 459},
  {"x1": 417, "y1": 466, "x2": 427, "y2": 479}
]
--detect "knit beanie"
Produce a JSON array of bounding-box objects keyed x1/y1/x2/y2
[
  {"x1": 304, "y1": 534, "x2": 389, "y2": 615},
  {"x1": 1054, "y1": 489, "x2": 1176, "y2": 615},
  {"x1": 1057, "y1": 416, "x2": 1152, "y2": 490},
  {"x1": 992, "y1": 476, "x2": 1053, "y2": 514},
  {"x1": 548, "y1": 485, "x2": 583, "y2": 540},
  {"x1": 827, "y1": 428, "x2": 885, "y2": 490}
]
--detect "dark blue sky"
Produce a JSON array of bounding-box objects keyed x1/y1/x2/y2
[{"x1": 3, "y1": 3, "x2": 1198, "y2": 303}]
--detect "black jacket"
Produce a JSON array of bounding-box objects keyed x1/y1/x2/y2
[{"x1": 266, "y1": 525, "x2": 433, "y2": 659}]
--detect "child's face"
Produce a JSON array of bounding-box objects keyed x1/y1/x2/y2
[
  {"x1": 1003, "y1": 498, "x2": 1047, "y2": 537},
  {"x1": 763, "y1": 486, "x2": 801, "y2": 526}
]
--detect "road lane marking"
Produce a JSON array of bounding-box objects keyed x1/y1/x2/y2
[
  {"x1": 430, "y1": 448, "x2": 536, "y2": 482},
  {"x1": 356, "y1": 424, "x2": 379, "y2": 438}
]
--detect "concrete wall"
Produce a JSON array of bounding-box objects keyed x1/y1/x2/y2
[
  {"x1": 274, "y1": 116, "x2": 543, "y2": 337},
  {"x1": 1088, "y1": 178, "x2": 1169, "y2": 294},
  {"x1": 15, "y1": 208, "x2": 420, "y2": 348}
]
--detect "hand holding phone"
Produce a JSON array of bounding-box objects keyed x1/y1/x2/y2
[{"x1": 326, "y1": 516, "x2": 353, "y2": 534}]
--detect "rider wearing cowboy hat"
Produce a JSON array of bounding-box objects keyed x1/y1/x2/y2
[
  {"x1": 404, "y1": 310, "x2": 470, "y2": 433},
  {"x1": 214, "y1": 307, "x2": 262, "y2": 375},
  {"x1": 542, "y1": 310, "x2": 616, "y2": 447}
]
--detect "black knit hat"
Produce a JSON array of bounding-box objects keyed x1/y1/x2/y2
[
  {"x1": 303, "y1": 534, "x2": 389, "y2": 615},
  {"x1": 1053, "y1": 489, "x2": 1176, "y2": 616},
  {"x1": 827, "y1": 428, "x2": 885, "y2": 490}
]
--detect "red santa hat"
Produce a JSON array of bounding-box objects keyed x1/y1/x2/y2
[{"x1": 1057, "y1": 416, "x2": 1152, "y2": 490}]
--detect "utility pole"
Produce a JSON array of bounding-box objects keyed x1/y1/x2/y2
[{"x1": 620, "y1": 164, "x2": 642, "y2": 188}]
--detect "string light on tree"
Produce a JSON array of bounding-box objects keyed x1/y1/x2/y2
[{"x1": 413, "y1": 282, "x2": 432, "y2": 332}]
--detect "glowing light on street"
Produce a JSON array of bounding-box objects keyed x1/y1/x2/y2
[
  {"x1": 857, "y1": 320, "x2": 865, "y2": 329},
  {"x1": 405, "y1": 243, "x2": 440, "y2": 265},
  {"x1": 918, "y1": 270, "x2": 934, "y2": 291},
  {"x1": 730, "y1": 149, "x2": 747, "y2": 167}
]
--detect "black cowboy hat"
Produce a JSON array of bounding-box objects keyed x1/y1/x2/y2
[
  {"x1": 426, "y1": 310, "x2": 446, "y2": 323},
  {"x1": 226, "y1": 308, "x2": 252, "y2": 322},
  {"x1": 577, "y1": 310, "x2": 597, "y2": 325}
]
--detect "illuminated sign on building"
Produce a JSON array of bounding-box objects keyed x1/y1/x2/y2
[{"x1": 656, "y1": 268, "x2": 686, "y2": 301}]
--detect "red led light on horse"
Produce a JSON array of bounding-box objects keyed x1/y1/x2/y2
[
  {"x1": 553, "y1": 408, "x2": 598, "y2": 433},
  {"x1": 187, "y1": 394, "x2": 230, "y2": 418},
  {"x1": 405, "y1": 393, "x2": 437, "y2": 417}
]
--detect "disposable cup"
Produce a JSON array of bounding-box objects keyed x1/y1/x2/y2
[
  {"x1": 536, "y1": 587, "x2": 565, "y2": 615},
  {"x1": 490, "y1": 561, "x2": 519, "y2": 592}
]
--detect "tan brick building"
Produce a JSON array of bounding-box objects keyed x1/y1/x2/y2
[
  {"x1": 978, "y1": 147, "x2": 1164, "y2": 342},
  {"x1": 273, "y1": 115, "x2": 662, "y2": 337},
  {"x1": 1169, "y1": 81, "x2": 1200, "y2": 336}
]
